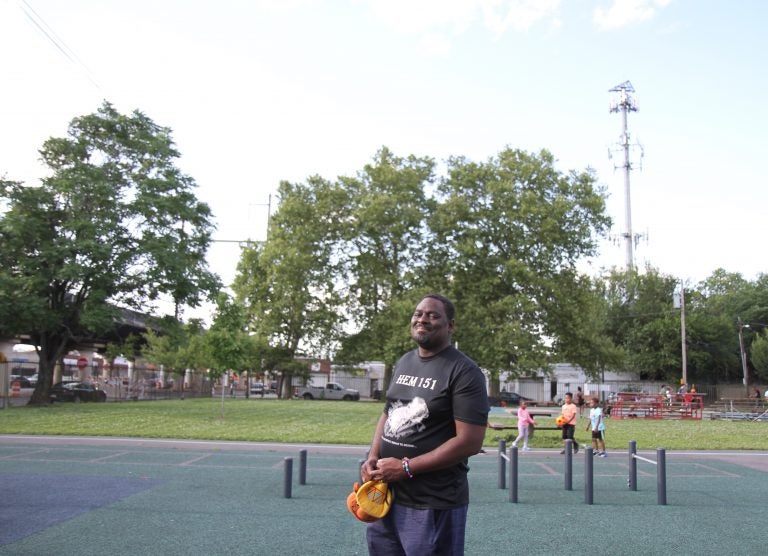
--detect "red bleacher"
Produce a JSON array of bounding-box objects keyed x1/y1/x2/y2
[{"x1": 610, "y1": 392, "x2": 704, "y2": 420}]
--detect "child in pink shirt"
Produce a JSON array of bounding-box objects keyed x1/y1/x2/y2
[{"x1": 511, "y1": 400, "x2": 536, "y2": 451}]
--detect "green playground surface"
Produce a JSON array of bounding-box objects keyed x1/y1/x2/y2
[{"x1": 1, "y1": 436, "x2": 766, "y2": 555}]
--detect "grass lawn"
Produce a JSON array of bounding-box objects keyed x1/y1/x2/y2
[{"x1": 0, "y1": 398, "x2": 766, "y2": 450}]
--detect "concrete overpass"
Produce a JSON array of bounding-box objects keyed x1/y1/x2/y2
[{"x1": 1, "y1": 306, "x2": 163, "y2": 381}]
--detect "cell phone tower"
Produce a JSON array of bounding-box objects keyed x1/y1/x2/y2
[{"x1": 608, "y1": 81, "x2": 643, "y2": 271}]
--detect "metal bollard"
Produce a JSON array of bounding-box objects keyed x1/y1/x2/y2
[
  {"x1": 283, "y1": 457, "x2": 293, "y2": 499},
  {"x1": 564, "y1": 439, "x2": 573, "y2": 491},
  {"x1": 628, "y1": 440, "x2": 637, "y2": 491},
  {"x1": 299, "y1": 449, "x2": 307, "y2": 485},
  {"x1": 509, "y1": 445, "x2": 518, "y2": 503},
  {"x1": 498, "y1": 439, "x2": 507, "y2": 490},
  {"x1": 657, "y1": 448, "x2": 667, "y2": 505},
  {"x1": 584, "y1": 447, "x2": 593, "y2": 505}
]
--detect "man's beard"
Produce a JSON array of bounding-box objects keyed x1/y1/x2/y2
[{"x1": 412, "y1": 329, "x2": 432, "y2": 347}]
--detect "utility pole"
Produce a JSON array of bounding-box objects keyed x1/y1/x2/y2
[
  {"x1": 673, "y1": 283, "x2": 687, "y2": 388},
  {"x1": 211, "y1": 194, "x2": 273, "y2": 245},
  {"x1": 609, "y1": 81, "x2": 642, "y2": 272},
  {"x1": 249, "y1": 194, "x2": 273, "y2": 241}
]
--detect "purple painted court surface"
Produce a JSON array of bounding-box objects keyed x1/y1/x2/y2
[{"x1": 0, "y1": 474, "x2": 163, "y2": 545}]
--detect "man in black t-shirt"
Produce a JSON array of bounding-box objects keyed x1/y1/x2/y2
[{"x1": 361, "y1": 294, "x2": 489, "y2": 556}]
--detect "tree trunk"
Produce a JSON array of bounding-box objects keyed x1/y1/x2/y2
[{"x1": 28, "y1": 333, "x2": 70, "y2": 405}]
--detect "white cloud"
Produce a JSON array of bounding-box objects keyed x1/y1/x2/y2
[
  {"x1": 593, "y1": 0, "x2": 672, "y2": 30},
  {"x1": 481, "y1": 0, "x2": 561, "y2": 35},
  {"x1": 420, "y1": 32, "x2": 453, "y2": 56},
  {"x1": 359, "y1": 0, "x2": 561, "y2": 45},
  {"x1": 360, "y1": 0, "x2": 477, "y2": 35},
  {"x1": 253, "y1": 0, "x2": 324, "y2": 16}
]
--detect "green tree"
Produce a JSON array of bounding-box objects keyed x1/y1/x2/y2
[
  {"x1": 691, "y1": 269, "x2": 767, "y2": 384},
  {"x1": 340, "y1": 147, "x2": 436, "y2": 320},
  {"x1": 598, "y1": 267, "x2": 751, "y2": 385},
  {"x1": 335, "y1": 147, "x2": 437, "y2": 383},
  {"x1": 432, "y1": 148, "x2": 611, "y2": 390},
  {"x1": 0, "y1": 102, "x2": 220, "y2": 404},
  {"x1": 141, "y1": 318, "x2": 210, "y2": 389},
  {"x1": 600, "y1": 267, "x2": 683, "y2": 381},
  {"x1": 751, "y1": 329, "x2": 768, "y2": 382},
  {"x1": 732, "y1": 274, "x2": 768, "y2": 384},
  {"x1": 205, "y1": 294, "x2": 268, "y2": 396},
  {"x1": 548, "y1": 271, "x2": 625, "y2": 379},
  {"x1": 685, "y1": 313, "x2": 738, "y2": 384},
  {"x1": 232, "y1": 177, "x2": 344, "y2": 396}
]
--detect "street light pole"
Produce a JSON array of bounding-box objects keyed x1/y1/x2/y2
[{"x1": 738, "y1": 319, "x2": 750, "y2": 393}]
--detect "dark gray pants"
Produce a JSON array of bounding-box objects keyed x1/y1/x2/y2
[{"x1": 366, "y1": 503, "x2": 468, "y2": 556}]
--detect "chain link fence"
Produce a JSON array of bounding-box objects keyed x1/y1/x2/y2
[{"x1": 0, "y1": 361, "x2": 212, "y2": 406}]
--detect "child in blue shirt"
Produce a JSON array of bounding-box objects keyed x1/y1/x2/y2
[{"x1": 585, "y1": 397, "x2": 607, "y2": 457}]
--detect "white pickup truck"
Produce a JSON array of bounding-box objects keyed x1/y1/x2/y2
[{"x1": 294, "y1": 382, "x2": 360, "y2": 401}]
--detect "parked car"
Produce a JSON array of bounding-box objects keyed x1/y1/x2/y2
[
  {"x1": 49, "y1": 382, "x2": 107, "y2": 403},
  {"x1": 489, "y1": 391, "x2": 535, "y2": 407},
  {"x1": 9, "y1": 366, "x2": 37, "y2": 388},
  {"x1": 9, "y1": 375, "x2": 34, "y2": 388},
  {"x1": 294, "y1": 382, "x2": 360, "y2": 401}
]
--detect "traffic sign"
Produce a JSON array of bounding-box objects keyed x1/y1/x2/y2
[{"x1": 77, "y1": 357, "x2": 88, "y2": 370}]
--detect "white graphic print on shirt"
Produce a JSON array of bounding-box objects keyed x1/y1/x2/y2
[{"x1": 385, "y1": 397, "x2": 429, "y2": 439}]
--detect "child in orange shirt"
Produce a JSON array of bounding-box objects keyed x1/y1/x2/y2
[{"x1": 560, "y1": 392, "x2": 579, "y2": 454}]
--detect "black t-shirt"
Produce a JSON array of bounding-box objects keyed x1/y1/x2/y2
[{"x1": 379, "y1": 346, "x2": 489, "y2": 509}]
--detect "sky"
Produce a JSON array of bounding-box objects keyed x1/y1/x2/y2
[{"x1": 1, "y1": 0, "x2": 766, "y2": 321}]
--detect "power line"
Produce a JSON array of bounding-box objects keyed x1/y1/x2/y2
[{"x1": 17, "y1": 0, "x2": 101, "y2": 90}]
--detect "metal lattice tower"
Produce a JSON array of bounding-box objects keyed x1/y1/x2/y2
[{"x1": 609, "y1": 81, "x2": 641, "y2": 271}]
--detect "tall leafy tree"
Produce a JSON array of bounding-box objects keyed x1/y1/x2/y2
[
  {"x1": 228, "y1": 145, "x2": 766, "y2": 392},
  {"x1": 339, "y1": 147, "x2": 436, "y2": 320},
  {"x1": 431, "y1": 148, "x2": 611, "y2": 390},
  {"x1": 205, "y1": 293, "x2": 268, "y2": 394},
  {"x1": 751, "y1": 329, "x2": 768, "y2": 382},
  {"x1": 598, "y1": 267, "x2": 748, "y2": 385},
  {"x1": 548, "y1": 271, "x2": 624, "y2": 380},
  {"x1": 601, "y1": 267, "x2": 682, "y2": 381},
  {"x1": 742, "y1": 274, "x2": 768, "y2": 383},
  {"x1": 0, "y1": 102, "x2": 220, "y2": 404},
  {"x1": 693, "y1": 270, "x2": 768, "y2": 384},
  {"x1": 335, "y1": 147, "x2": 437, "y2": 378},
  {"x1": 232, "y1": 177, "x2": 344, "y2": 394},
  {"x1": 141, "y1": 317, "x2": 211, "y2": 384}
]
